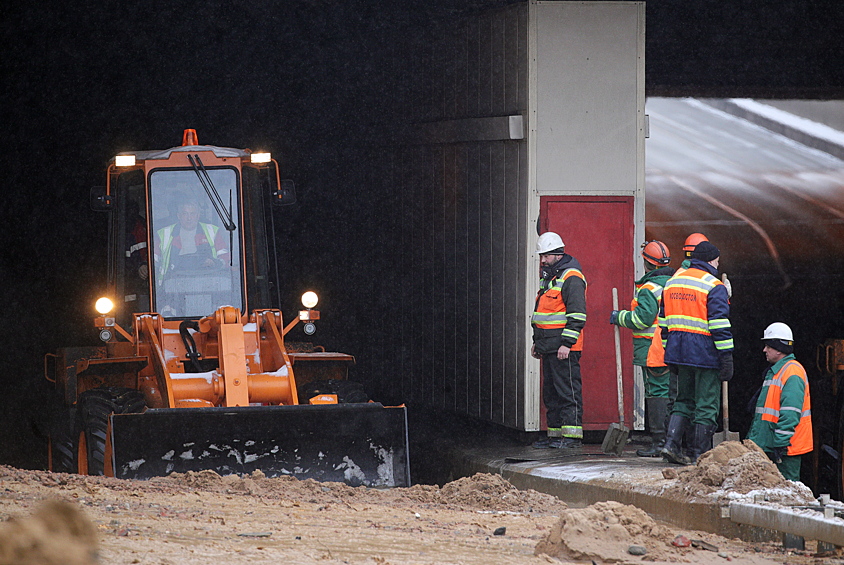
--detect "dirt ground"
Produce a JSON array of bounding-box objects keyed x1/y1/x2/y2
[{"x1": 1, "y1": 450, "x2": 841, "y2": 565}]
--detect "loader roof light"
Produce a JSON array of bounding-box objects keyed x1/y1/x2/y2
[
  {"x1": 95, "y1": 296, "x2": 115, "y2": 314},
  {"x1": 182, "y1": 129, "x2": 199, "y2": 146},
  {"x1": 250, "y1": 152, "x2": 271, "y2": 163},
  {"x1": 115, "y1": 154, "x2": 136, "y2": 167},
  {"x1": 302, "y1": 291, "x2": 319, "y2": 309}
]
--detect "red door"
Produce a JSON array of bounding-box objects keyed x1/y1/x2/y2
[{"x1": 539, "y1": 196, "x2": 635, "y2": 431}]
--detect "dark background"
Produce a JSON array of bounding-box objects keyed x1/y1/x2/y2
[{"x1": 1, "y1": 0, "x2": 842, "y2": 469}]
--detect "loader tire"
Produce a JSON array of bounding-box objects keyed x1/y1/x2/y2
[
  {"x1": 49, "y1": 406, "x2": 76, "y2": 474},
  {"x1": 75, "y1": 387, "x2": 146, "y2": 476},
  {"x1": 301, "y1": 379, "x2": 369, "y2": 404}
]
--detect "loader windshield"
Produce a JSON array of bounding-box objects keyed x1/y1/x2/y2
[{"x1": 148, "y1": 167, "x2": 243, "y2": 318}]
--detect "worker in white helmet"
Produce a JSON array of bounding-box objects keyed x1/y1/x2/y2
[
  {"x1": 746, "y1": 322, "x2": 813, "y2": 482},
  {"x1": 530, "y1": 232, "x2": 588, "y2": 449}
]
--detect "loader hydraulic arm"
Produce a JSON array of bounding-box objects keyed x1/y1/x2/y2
[{"x1": 138, "y1": 315, "x2": 175, "y2": 407}]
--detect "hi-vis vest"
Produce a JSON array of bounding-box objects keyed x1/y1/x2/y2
[
  {"x1": 662, "y1": 268, "x2": 732, "y2": 352},
  {"x1": 759, "y1": 360, "x2": 813, "y2": 456},
  {"x1": 156, "y1": 223, "x2": 220, "y2": 284},
  {"x1": 630, "y1": 281, "x2": 664, "y2": 340},
  {"x1": 532, "y1": 268, "x2": 586, "y2": 351}
]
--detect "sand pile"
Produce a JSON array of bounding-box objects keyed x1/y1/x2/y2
[
  {"x1": 0, "y1": 500, "x2": 98, "y2": 565},
  {"x1": 534, "y1": 500, "x2": 674, "y2": 562},
  {"x1": 661, "y1": 440, "x2": 816, "y2": 505}
]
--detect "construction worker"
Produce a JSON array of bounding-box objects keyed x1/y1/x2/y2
[
  {"x1": 153, "y1": 199, "x2": 230, "y2": 285},
  {"x1": 531, "y1": 232, "x2": 587, "y2": 449},
  {"x1": 747, "y1": 323, "x2": 813, "y2": 482},
  {"x1": 672, "y1": 233, "x2": 732, "y2": 460},
  {"x1": 659, "y1": 241, "x2": 734, "y2": 465},
  {"x1": 610, "y1": 241, "x2": 674, "y2": 457},
  {"x1": 680, "y1": 233, "x2": 732, "y2": 298}
]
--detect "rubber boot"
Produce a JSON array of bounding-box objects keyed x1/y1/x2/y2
[
  {"x1": 637, "y1": 397, "x2": 668, "y2": 457},
  {"x1": 690, "y1": 423, "x2": 718, "y2": 464},
  {"x1": 661, "y1": 414, "x2": 692, "y2": 465},
  {"x1": 682, "y1": 420, "x2": 695, "y2": 460}
]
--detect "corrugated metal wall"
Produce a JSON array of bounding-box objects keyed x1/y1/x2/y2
[{"x1": 367, "y1": 4, "x2": 530, "y2": 429}]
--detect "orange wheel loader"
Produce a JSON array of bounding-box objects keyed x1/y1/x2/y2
[{"x1": 44, "y1": 130, "x2": 410, "y2": 486}]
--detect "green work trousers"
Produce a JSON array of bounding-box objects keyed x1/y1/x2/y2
[
  {"x1": 671, "y1": 365, "x2": 720, "y2": 428},
  {"x1": 777, "y1": 455, "x2": 802, "y2": 482},
  {"x1": 644, "y1": 366, "x2": 670, "y2": 398}
]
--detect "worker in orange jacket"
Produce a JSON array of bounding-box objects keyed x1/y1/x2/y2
[
  {"x1": 659, "y1": 241, "x2": 733, "y2": 465},
  {"x1": 531, "y1": 232, "x2": 587, "y2": 449},
  {"x1": 747, "y1": 322, "x2": 812, "y2": 482}
]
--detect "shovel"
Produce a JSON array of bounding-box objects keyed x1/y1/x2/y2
[
  {"x1": 602, "y1": 288, "x2": 629, "y2": 456},
  {"x1": 712, "y1": 381, "x2": 740, "y2": 446}
]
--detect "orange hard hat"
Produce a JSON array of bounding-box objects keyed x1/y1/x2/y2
[
  {"x1": 641, "y1": 240, "x2": 671, "y2": 266},
  {"x1": 683, "y1": 233, "x2": 708, "y2": 256}
]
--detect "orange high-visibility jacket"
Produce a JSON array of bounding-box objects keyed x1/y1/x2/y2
[
  {"x1": 758, "y1": 359, "x2": 813, "y2": 456},
  {"x1": 532, "y1": 268, "x2": 587, "y2": 351},
  {"x1": 660, "y1": 263, "x2": 732, "y2": 368}
]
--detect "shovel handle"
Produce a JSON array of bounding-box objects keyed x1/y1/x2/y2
[
  {"x1": 722, "y1": 381, "x2": 730, "y2": 430},
  {"x1": 612, "y1": 288, "x2": 624, "y2": 426}
]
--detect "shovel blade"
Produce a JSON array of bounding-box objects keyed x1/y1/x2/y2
[
  {"x1": 601, "y1": 422, "x2": 629, "y2": 456},
  {"x1": 712, "y1": 430, "x2": 740, "y2": 447}
]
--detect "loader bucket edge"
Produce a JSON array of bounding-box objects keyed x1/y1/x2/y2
[{"x1": 109, "y1": 404, "x2": 410, "y2": 487}]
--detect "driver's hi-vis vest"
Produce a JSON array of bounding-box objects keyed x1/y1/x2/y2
[
  {"x1": 532, "y1": 268, "x2": 586, "y2": 351},
  {"x1": 759, "y1": 360, "x2": 813, "y2": 456},
  {"x1": 156, "y1": 223, "x2": 220, "y2": 284}
]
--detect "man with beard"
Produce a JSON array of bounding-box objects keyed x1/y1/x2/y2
[{"x1": 531, "y1": 232, "x2": 588, "y2": 449}]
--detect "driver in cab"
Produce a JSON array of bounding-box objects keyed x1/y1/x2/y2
[{"x1": 153, "y1": 199, "x2": 230, "y2": 284}]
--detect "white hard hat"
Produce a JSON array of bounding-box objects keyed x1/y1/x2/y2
[
  {"x1": 762, "y1": 322, "x2": 793, "y2": 342},
  {"x1": 536, "y1": 232, "x2": 565, "y2": 254}
]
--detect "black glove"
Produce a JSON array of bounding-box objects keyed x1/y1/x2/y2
[
  {"x1": 769, "y1": 446, "x2": 787, "y2": 464},
  {"x1": 609, "y1": 310, "x2": 619, "y2": 325},
  {"x1": 667, "y1": 363, "x2": 679, "y2": 376},
  {"x1": 718, "y1": 353, "x2": 734, "y2": 382}
]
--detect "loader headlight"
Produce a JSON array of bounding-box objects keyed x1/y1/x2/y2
[
  {"x1": 95, "y1": 297, "x2": 114, "y2": 314},
  {"x1": 301, "y1": 291, "x2": 319, "y2": 309},
  {"x1": 250, "y1": 152, "x2": 271, "y2": 164},
  {"x1": 303, "y1": 322, "x2": 316, "y2": 335}
]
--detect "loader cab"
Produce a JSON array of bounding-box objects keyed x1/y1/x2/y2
[
  {"x1": 104, "y1": 137, "x2": 287, "y2": 328},
  {"x1": 148, "y1": 167, "x2": 243, "y2": 318}
]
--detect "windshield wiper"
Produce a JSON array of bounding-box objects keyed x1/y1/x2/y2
[{"x1": 187, "y1": 154, "x2": 236, "y2": 232}]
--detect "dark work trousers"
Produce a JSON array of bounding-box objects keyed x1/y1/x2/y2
[{"x1": 542, "y1": 351, "x2": 583, "y2": 438}]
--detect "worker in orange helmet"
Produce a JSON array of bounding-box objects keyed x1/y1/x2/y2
[
  {"x1": 680, "y1": 233, "x2": 732, "y2": 298},
  {"x1": 611, "y1": 241, "x2": 675, "y2": 456}
]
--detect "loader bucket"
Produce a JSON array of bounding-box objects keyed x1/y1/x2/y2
[{"x1": 108, "y1": 404, "x2": 410, "y2": 487}]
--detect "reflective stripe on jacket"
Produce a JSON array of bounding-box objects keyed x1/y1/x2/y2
[
  {"x1": 660, "y1": 259, "x2": 733, "y2": 368},
  {"x1": 615, "y1": 267, "x2": 673, "y2": 366},
  {"x1": 756, "y1": 358, "x2": 813, "y2": 456},
  {"x1": 532, "y1": 256, "x2": 587, "y2": 352},
  {"x1": 624, "y1": 281, "x2": 663, "y2": 339}
]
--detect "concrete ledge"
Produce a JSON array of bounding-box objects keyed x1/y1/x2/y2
[
  {"x1": 730, "y1": 502, "x2": 844, "y2": 547},
  {"x1": 448, "y1": 446, "x2": 781, "y2": 542}
]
